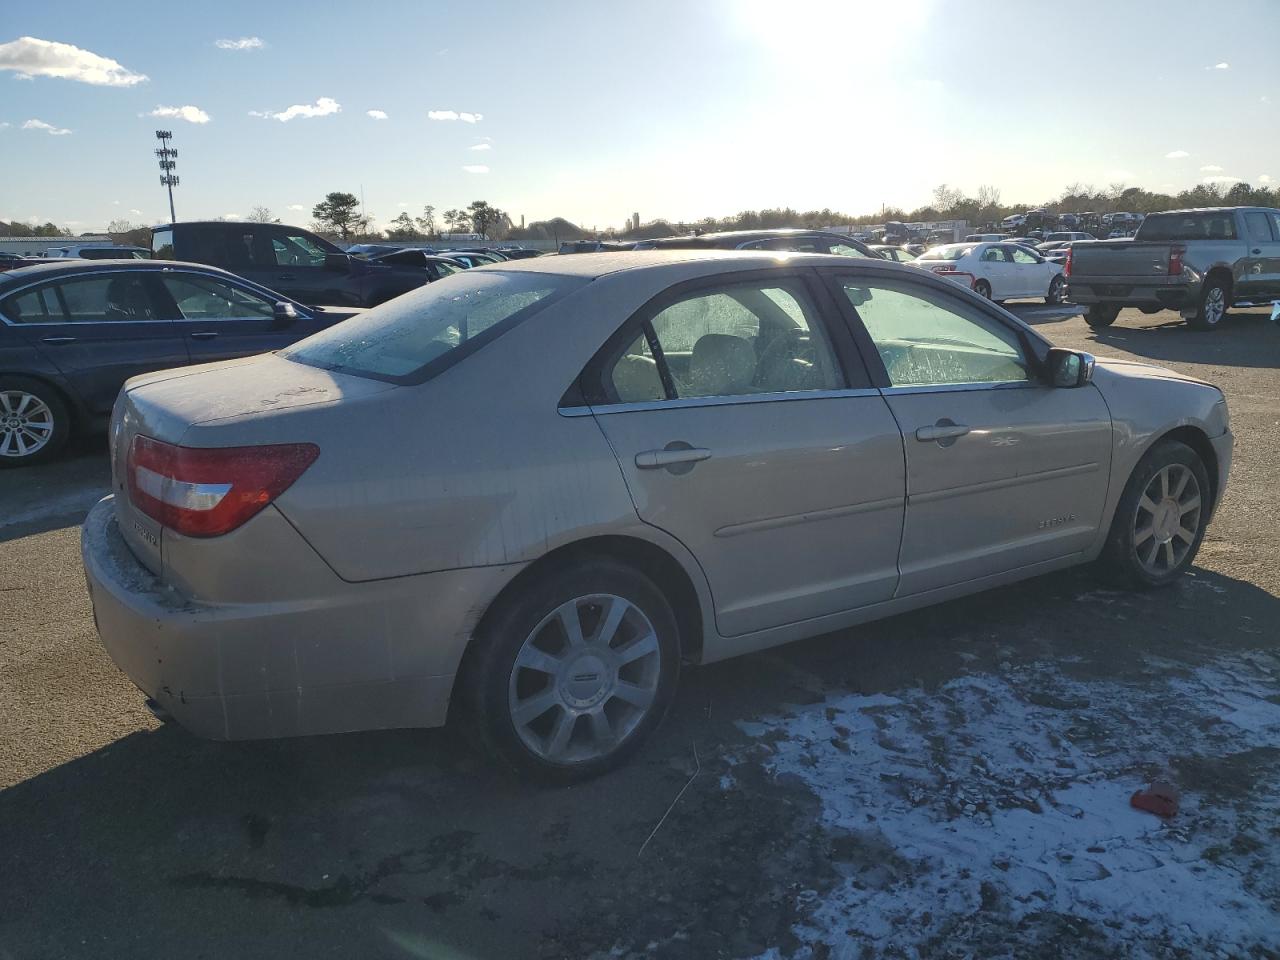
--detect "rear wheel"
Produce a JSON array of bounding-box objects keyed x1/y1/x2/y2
[
  {"x1": 0, "y1": 377, "x2": 70, "y2": 467},
  {"x1": 1085, "y1": 304, "x2": 1120, "y2": 328},
  {"x1": 974, "y1": 279, "x2": 992, "y2": 299},
  {"x1": 1097, "y1": 440, "x2": 1210, "y2": 588},
  {"x1": 1046, "y1": 275, "x2": 1066, "y2": 304},
  {"x1": 1188, "y1": 277, "x2": 1229, "y2": 331},
  {"x1": 462, "y1": 557, "x2": 681, "y2": 782}
]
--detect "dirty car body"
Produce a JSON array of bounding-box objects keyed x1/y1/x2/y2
[{"x1": 82, "y1": 250, "x2": 1232, "y2": 778}]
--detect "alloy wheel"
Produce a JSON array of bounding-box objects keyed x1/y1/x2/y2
[
  {"x1": 0, "y1": 391, "x2": 55, "y2": 459},
  {"x1": 1133, "y1": 463, "x2": 1202, "y2": 576},
  {"x1": 507, "y1": 594, "x2": 662, "y2": 764},
  {"x1": 1203, "y1": 286, "x2": 1225, "y2": 326}
]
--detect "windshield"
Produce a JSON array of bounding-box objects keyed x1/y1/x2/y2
[
  {"x1": 282, "y1": 270, "x2": 584, "y2": 383},
  {"x1": 920, "y1": 244, "x2": 976, "y2": 261},
  {"x1": 1139, "y1": 212, "x2": 1238, "y2": 241}
]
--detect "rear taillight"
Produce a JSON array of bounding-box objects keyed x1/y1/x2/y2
[
  {"x1": 931, "y1": 265, "x2": 957, "y2": 274},
  {"x1": 1168, "y1": 245, "x2": 1184, "y2": 276},
  {"x1": 1063, "y1": 245, "x2": 1073, "y2": 278},
  {"x1": 127, "y1": 436, "x2": 319, "y2": 537}
]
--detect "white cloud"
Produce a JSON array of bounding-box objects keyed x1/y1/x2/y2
[
  {"x1": 398, "y1": 201, "x2": 409, "y2": 207},
  {"x1": 223, "y1": 212, "x2": 242, "y2": 220},
  {"x1": 1200, "y1": 164, "x2": 1224, "y2": 172},
  {"x1": 0, "y1": 121, "x2": 8, "y2": 129},
  {"x1": 0, "y1": 36, "x2": 148, "y2": 86},
  {"x1": 1260, "y1": 175, "x2": 1274, "y2": 185},
  {"x1": 1262, "y1": 95, "x2": 1271, "y2": 103},
  {"x1": 366, "y1": 109, "x2": 388, "y2": 120},
  {"x1": 1164, "y1": 150, "x2": 1189, "y2": 159},
  {"x1": 1203, "y1": 175, "x2": 1243, "y2": 185},
  {"x1": 461, "y1": 164, "x2": 490, "y2": 174},
  {"x1": 1210, "y1": 61, "x2": 1229, "y2": 70},
  {"x1": 251, "y1": 97, "x2": 340, "y2": 122},
  {"x1": 287, "y1": 204, "x2": 306, "y2": 211},
  {"x1": 129, "y1": 208, "x2": 142, "y2": 215},
  {"x1": 215, "y1": 37, "x2": 264, "y2": 51},
  {"x1": 111, "y1": 199, "x2": 120, "y2": 205},
  {"x1": 22, "y1": 118, "x2": 71, "y2": 136},
  {"x1": 429, "y1": 109, "x2": 483, "y2": 123},
  {"x1": 148, "y1": 104, "x2": 210, "y2": 124},
  {"x1": 469, "y1": 142, "x2": 492, "y2": 151}
]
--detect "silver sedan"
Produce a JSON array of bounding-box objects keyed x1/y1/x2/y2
[{"x1": 82, "y1": 251, "x2": 1232, "y2": 781}]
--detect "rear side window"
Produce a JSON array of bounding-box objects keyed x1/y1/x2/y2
[
  {"x1": 282, "y1": 271, "x2": 584, "y2": 383},
  {"x1": 1139, "y1": 213, "x2": 1238, "y2": 241},
  {"x1": 152, "y1": 229, "x2": 175, "y2": 260}
]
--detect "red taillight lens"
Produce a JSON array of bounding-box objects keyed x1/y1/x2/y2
[
  {"x1": 1168, "y1": 245, "x2": 1184, "y2": 276},
  {"x1": 127, "y1": 436, "x2": 319, "y2": 537},
  {"x1": 1063, "y1": 245, "x2": 1073, "y2": 278}
]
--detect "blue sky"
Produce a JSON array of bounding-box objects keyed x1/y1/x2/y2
[{"x1": 1, "y1": 0, "x2": 1276, "y2": 233}]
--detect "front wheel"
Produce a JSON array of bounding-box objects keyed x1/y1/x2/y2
[
  {"x1": 0, "y1": 377, "x2": 70, "y2": 467},
  {"x1": 462, "y1": 557, "x2": 681, "y2": 782},
  {"x1": 1046, "y1": 275, "x2": 1066, "y2": 304},
  {"x1": 1085, "y1": 304, "x2": 1120, "y2": 328},
  {"x1": 1097, "y1": 440, "x2": 1210, "y2": 588},
  {"x1": 1188, "y1": 278, "x2": 1229, "y2": 331}
]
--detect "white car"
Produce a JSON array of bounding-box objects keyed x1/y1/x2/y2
[{"x1": 912, "y1": 242, "x2": 1066, "y2": 304}]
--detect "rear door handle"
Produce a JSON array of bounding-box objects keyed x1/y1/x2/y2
[
  {"x1": 915, "y1": 423, "x2": 971, "y2": 442},
  {"x1": 635, "y1": 447, "x2": 712, "y2": 469},
  {"x1": 189, "y1": 332, "x2": 219, "y2": 340},
  {"x1": 40, "y1": 336, "x2": 77, "y2": 345}
]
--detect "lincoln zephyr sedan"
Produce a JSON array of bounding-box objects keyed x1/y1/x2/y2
[{"x1": 82, "y1": 251, "x2": 1232, "y2": 781}]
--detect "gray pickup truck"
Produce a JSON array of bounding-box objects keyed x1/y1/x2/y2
[{"x1": 1066, "y1": 206, "x2": 1280, "y2": 330}]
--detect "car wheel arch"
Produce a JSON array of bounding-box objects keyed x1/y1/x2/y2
[
  {"x1": 1152, "y1": 424, "x2": 1220, "y2": 511},
  {"x1": 447, "y1": 532, "x2": 711, "y2": 723}
]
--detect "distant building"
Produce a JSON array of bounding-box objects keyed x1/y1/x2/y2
[{"x1": 0, "y1": 234, "x2": 110, "y2": 256}]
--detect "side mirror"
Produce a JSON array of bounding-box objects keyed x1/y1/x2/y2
[
  {"x1": 272, "y1": 301, "x2": 298, "y2": 328},
  {"x1": 324, "y1": 252, "x2": 351, "y2": 273},
  {"x1": 1046, "y1": 347, "x2": 1094, "y2": 388}
]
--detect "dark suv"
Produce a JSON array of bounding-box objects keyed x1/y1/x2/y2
[{"x1": 152, "y1": 222, "x2": 432, "y2": 308}]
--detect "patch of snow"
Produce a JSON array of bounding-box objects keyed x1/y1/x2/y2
[{"x1": 733, "y1": 651, "x2": 1280, "y2": 958}]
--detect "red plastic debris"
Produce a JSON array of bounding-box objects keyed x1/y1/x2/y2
[{"x1": 1130, "y1": 779, "x2": 1180, "y2": 818}]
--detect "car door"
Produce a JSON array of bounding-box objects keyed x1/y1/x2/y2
[
  {"x1": 584, "y1": 270, "x2": 906, "y2": 638},
  {"x1": 262, "y1": 228, "x2": 358, "y2": 307},
  {"x1": 827, "y1": 272, "x2": 1113, "y2": 596},
  {"x1": 1241, "y1": 211, "x2": 1280, "y2": 300},
  {"x1": 0, "y1": 272, "x2": 188, "y2": 416},
  {"x1": 152, "y1": 270, "x2": 329, "y2": 363},
  {"x1": 1009, "y1": 244, "x2": 1052, "y2": 298},
  {"x1": 977, "y1": 245, "x2": 1013, "y2": 298}
]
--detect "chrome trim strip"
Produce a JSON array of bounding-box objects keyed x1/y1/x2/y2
[
  {"x1": 881, "y1": 380, "x2": 1036, "y2": 396},
  {"x1": 714, "y1": 495, "x2": 903, "y2": 539},
  {"x1": 910, "y1": 461, "x2": 1100, "y2": 505},
  {"x1": 567, "y1": 387, "x2": 883, "y2": 417}
]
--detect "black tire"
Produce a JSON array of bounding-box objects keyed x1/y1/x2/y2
[
  {"x1": 0, "y1": 376, "x2": 71, "y2": 467},
  {"x1": 1139, "y1": 306, "x2": 1163, "y2": 315},
  {"x1": 461, "y1": 556, "x2": 681, "y2": 783},
  {"x1": 1188, "y1": 277, "x2": 1229, "y2": 331},
  {"x1": 974, "y1": 279, "x2": 992, "y2": 299},
  {"x1": 1086, "y1": 304, "x2": 1120, "y2": 328},
  {"x1": 1096, "y1": 440, "x2": 1211, "y2": 589},
  {"x1": 1045, "y1": 275, "x2": 1066, "y2": 304}
]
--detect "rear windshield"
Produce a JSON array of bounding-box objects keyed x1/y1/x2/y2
[
  {"x1": 1139, "y1": 212, "x2": 1238, "y2": 241},
  {"x1": 922, "y1": 244, "x2": 976, "y2": 261},
  {"x1": 281, "y1": 270, "x2": 585, "y2": 384}
]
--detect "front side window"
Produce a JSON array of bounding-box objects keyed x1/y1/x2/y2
[
  {"x1": 841, "y1": 280, "x2": 1030, "y2": 388},
  {"x1": 1243, "y1": 212, "x2": 1275, "y2": 243},
  {"x1": 283, "y1": 270, "x2": 583, "y2": 383},
  {"x1": 271, "y1": 233, "x2": 328, "y2": 268},
  {"x1": 1010, "y1": 247, "x2": 1039, "y2": 264},
  {"x1": 604, "y1": 280, "x2": 842, "y2": 402},
  {"x1": 161, "y1": 274, "x2": 275, "y2": 319}
]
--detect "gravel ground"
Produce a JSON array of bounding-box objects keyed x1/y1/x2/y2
[{"x1": 1, "y1": 304, "x2": 1277, "y2": 960}]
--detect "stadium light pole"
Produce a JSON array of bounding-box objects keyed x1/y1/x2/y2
[{"x1": 155, "y1": 130, "x2": 179, "y2": 224}]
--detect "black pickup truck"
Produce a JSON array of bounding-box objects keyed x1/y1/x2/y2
[{"x1": 151, "y1": 221, "x2": 431, "y2": 308}]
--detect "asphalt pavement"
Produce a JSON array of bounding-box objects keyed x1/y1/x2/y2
[{"x1": 1, "y1": 304, "x2": 1277, "y2": 959}]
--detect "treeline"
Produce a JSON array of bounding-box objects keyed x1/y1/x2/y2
[{"x1": 0, "y1": 221, "x2": 72, "y2": 238}]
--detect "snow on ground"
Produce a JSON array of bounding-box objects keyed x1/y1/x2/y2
[{"x1": 731, "y1": 650, "x2": 1280, "y2": 959}]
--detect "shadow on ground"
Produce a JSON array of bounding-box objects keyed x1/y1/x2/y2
[
  {"x1": 2, "y1": 562, "x2": 1277, "y2": 959},
  {"x1": 1084, "y1": 308, "x2": 1280, "y2": 369}
]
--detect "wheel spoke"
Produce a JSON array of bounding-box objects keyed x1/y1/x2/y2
[
  {"x1": 1171, "y1": 469, "x2": 1190, "y2": 499},
  {"x1": 544, "y1": 709, "x2": 576, "y2": 759},
  {"x1": 13, "y1": 394, "x2": 32, "y2": 416},
  {"x1": 1175, "y1": 525, "x2": 1196, "y2": 545},
  {"x1": 556, "y1": 602, "x2": 586, "y2": 648},
  {"x1": 0, "y1": 433, "x2": 12, "y2": 456},
  {"x1": 1134, "y1": 524, "x2": 1155, "y2": 545},
  {"x1": 515, "y1": 647, "x2": 564, "y2": 676},
  {"x1": 587, "y1": 706, "x2": 613, "y2": 746},
  {"x1": 1161, "y1": 542, "x2": 1175, "y2": 569},
  {"x1": 594, "y1": 596, "x2": 628, "y2": 648},
  {"x1": 1179, "y1": 495, "x2": 1200, "y2": 515},
  {"x1": 1159, "y1": 467, "x2": 1170, "y2": 499},
  {"x1": 1143, "y1": 540, "x2": 1160, "y2": 568},
  {"x1": 611, "y1": 681, "x2": 655, "y2": 710},
  {"x1": 22, "y1": 420, "x2": 52, "y2": 436},
  {"x1": 616, "y1": 631, "x2": 658, "y2": 666},
  {"x1": 0, "y1": 394, "x2": 14, "y2": 415},
  {"x1": 512, "y1": 690, "x2": 558, "y2": 727},
  {"x1": 1138, "y1": 494, "x2": 1159, "y2": 515}
]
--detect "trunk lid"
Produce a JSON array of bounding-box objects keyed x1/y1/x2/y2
[
  {"x1": 1070, "y1": 240, "x2": 1174, "y2": 278},
  {"x1": 110, "y1": 353, "x2": 396, "y2": 578}
]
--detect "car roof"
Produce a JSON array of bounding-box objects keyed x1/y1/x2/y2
[
  {"x1": 0, "y1": 258, "x2": 264, "y2": 290},
  {"x1": 475, "y1": 248, "x2": 888, "y2": 280}
]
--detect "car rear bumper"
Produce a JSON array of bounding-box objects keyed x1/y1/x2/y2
[
  {"x1": 81, "y1": 496, "x2": 519, "y2": 741},
  {"x1": 1067, "y1": 276, "x2": 1194, "y2": 307}
]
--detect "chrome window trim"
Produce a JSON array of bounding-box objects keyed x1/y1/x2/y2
[
  {"x1": 880, "y1": 380, "x2": 1036, "y2": 396},
  {"x1": 560, "y1": 387, "x2": 883, "y2": 417},
  {"x1": 157, "y1": 270, "x2": 283, "y2": 323},
  {"x1": 0, "y1": 266, "x2": 309, "y2": 327}
]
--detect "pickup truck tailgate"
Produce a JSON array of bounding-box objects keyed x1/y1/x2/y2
[{"x1": 1072, "y1": 242, "x2": 1172, "y2": 277}]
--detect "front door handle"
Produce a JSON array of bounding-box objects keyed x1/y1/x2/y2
[
  {"x1": 635, "y1": 447, "x2": 712, "y2": 469},
  {"x1": 189, "y1": 331, "x2": 219, "y2": 340},
  {"x1": 40, "y1": 336, "x2": 77, "y2": 345},
  {"x1": 277, "y1": 274, "x2": 296, "y2": 281},
  {"x1": 915, "y1": 422, "x2": 971, "y2": 443}
]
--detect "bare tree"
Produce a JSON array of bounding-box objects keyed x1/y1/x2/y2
[
  {"x1": 247, "y1": 205, "x2": 279, "y2": 223},
  {"x1": 975, "y1": 184, "x2": 1001, "y2": 219}
]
